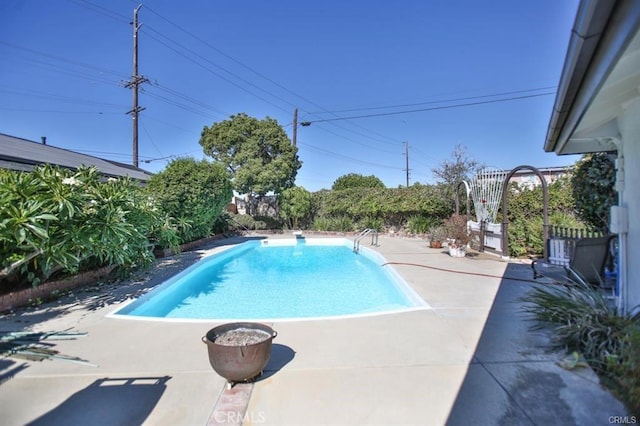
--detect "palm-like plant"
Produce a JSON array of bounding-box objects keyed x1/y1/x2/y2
[{"x1": 522, "y1": 279, "x2": 640, "y2": 370}]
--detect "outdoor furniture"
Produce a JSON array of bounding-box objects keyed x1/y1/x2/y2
[{"x1": 532, "y1": 235, "x2": 615, "y2": 287}]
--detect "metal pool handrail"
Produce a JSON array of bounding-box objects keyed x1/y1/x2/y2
[{"x1": 353, "y1": 228, "x2": 378, "y2": 252}]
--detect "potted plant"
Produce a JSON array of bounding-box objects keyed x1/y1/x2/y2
[
  {"x1": 443, "y1": 214, "x2": 470, "y2": 257},
  {"x1": 427, "y1": 225, "x2": 447, "y2": 248}
]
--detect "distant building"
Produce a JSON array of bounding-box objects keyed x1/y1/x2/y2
[
  {"x1": 503, "y1": 165, "x2": 570, "y2": 189},
  {"x1": 0, "y1": 133, "x2": 152, "y2": 182}
]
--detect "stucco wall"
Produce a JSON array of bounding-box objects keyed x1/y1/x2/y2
[{"x1": 619, "y1": 97, "x2": 640, "y2": 313}]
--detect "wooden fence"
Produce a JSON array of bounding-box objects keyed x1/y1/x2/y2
[{"x1": 546, "y1": 226, "x2": 605, "y2": 266}]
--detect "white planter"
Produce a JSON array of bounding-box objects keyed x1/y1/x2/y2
[{"x1": 448, "y1": 246, "x2": 466, "y2": 258}]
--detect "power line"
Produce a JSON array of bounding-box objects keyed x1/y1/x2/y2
[
  {"x1": 0, "y1": 107, "x2": 118, "y2": 115},
  {"x1": 141, "y1": 26, "x2": 293, "y2": 115},
  {"x1": 309, "y1": 123, "x2": 401, "y2": 155},
  {"x1": 0, "y1": 41, "x2": 127, "y2": 79},
  {"x1": 141, "y1": 4, "x2": 404, "y2": 147},
  {"x1": 7, "y1": 55, "x2": 118, "y2": 86},
  {"x1": 299, "y1": 142, "x2": 402, "y2": 170},
  {"x1": 143, "y1": 4, "x2": 317, "y2": 109},
  {"x1": 142, "y1": 89, "x2": 214, "y2": 119},
  {"x1": 147, "y1": 82, "x2": 230, "y2": 117},
  {"x1": 73, "y1": 1, "x2": 404, "y2": 149},
  {"x1": 299, "y1": 92, "x2": 555, "y2": 125},
  {"x1": 306, "y1": 86, "x2": 557, "y2": 115},
  {"x1": 0, "y1": 87, "x2": 127, "y2": 109},
  {"x1": 69, "y1": 0, "x2": 130, "y2": 23}
]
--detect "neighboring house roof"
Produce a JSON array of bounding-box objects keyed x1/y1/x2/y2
[
  {"x1": 503, "y1": 165, "x2": 570, "y2": 175},
  {"x1": 545, "y1": 0, "x2": 640, "y2": 154},
  {"x1": 0, "y1": 133, "x2": 153, "y2": 181}
]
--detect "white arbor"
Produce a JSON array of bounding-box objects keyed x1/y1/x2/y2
[{"x1": 467, "y1": 167, "x2": 507, "y2": 253}]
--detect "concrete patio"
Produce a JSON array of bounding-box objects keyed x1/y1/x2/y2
[{"x1": 0, "y1": 235, "x2": 628, "y2": 425}]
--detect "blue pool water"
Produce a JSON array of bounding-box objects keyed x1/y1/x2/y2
[{"x1": 112, "y1": 238, "x2": 426, "y2": 321}]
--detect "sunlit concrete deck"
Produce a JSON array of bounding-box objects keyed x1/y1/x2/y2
[{"x1": 0, "y1": 234, "x2": 627, "y2": 425}]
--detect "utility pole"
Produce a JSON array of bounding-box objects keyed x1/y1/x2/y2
[
  {"x1": 404, "y1": 141, "x2": 410, "y2": 187},
  {"x1": 125, "y1": 4, "x2": 148, "y2": 167},
  {"x1": 292, "y1": 108, "x2": 298, "y2": 147}
]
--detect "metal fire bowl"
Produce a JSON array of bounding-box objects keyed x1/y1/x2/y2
[{"x1": 203, "y1": 322, "x2": 277, "y2": 384}]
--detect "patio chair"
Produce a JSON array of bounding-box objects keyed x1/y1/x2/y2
[{"x1": 532, "y1": 235, "x2": 615, "y2": 287}]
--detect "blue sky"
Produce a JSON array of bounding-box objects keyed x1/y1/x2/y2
[{"x1": 1, "y1": 0, "x2": 580, "y2": 191}]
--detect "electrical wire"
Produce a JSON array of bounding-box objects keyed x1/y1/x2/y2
[
  {"x1": 0, "y1": 41, "x2": 127, "y2": 80},
  {"x1": 142, "y1": 4, "x2": 405, "y2": 147},
  {"x1": 141, "y1": 26, "x2": 294, "y2": 115},
  {"x1": 0, "y1": 87, "x2": 127, "y2": 109},
  {"x1": 306, "y1": 86, "x2": 557, "y2": 115},
  {"x1": 68, "y1": 0, "x2": 130, "y2": 24},
  {"x1": 300, "y1": 92, "x2": 555, "y2": 125},
  {"x1": 299, "y1": 142, "x2": 403, "y2": 170}
]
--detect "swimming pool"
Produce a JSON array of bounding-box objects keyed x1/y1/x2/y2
[{"x1": 111, "y1": 238, "x2": 427, "y2": 321}]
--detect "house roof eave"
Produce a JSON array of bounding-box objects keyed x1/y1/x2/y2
[{"x1": 545, "y1": 0, "x2": 640, "y2": 154}]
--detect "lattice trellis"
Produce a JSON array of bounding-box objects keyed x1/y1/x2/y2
[{"x1": 469, "y1": 167, "x2": 507, "y2": 223}]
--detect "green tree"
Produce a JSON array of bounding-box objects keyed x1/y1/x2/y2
[
  {"x1": 331, "y1": 173, "x2": 385, "y2": 190},
  {"x1": 571, "y1": 153, "x2": 616, "y2": 232},
  {"x1": 432, "y1": 144, "x2": 483, "y2": 201},
  {"x1": 146, "y1": 157, "x2": 232, "y2": 243},
  {"x1": 199, "y1": 113, "x2": 302, "y2": 213},
  {"x1": 279, "y1": 186, "x2": 313, "y2": 229}
]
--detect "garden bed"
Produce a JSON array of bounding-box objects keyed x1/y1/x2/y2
[
  {"x1": 0, "y1": 265, "x2": 116, "y2": 313},
  {"x1": 1, "y1": 233, "x2": 231, "y2": 313}
]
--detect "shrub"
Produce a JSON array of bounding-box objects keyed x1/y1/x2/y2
[
  {"x1": 442, "y1": 214, "x2": 470, "y2": 246},
  {"x1": 228, "y1": 214, "x2": 264, "y2": 231},
  {"x1": 502, "y1": 176, "x2": 582, "y2": 257},
  {"x1": 253, "y1": 215, "x2": 283, "y2": 230},
  {"x1": 311, "y1": 216, "x2": 354, "y2": 232},
  {"x1": 572, "y1": 153, "x2": 617, "y2": 233},
  {"x1": 612, "y1": 326, "x2": 640, "y2": 415},
  {"x1": 523, "y1": 280, "x2": 640, "y2": 415},
  {"x1": 407, "y1": 215, "x2": 439, "y2": 234},
  {"x1": 311, "y1": 217, "x2": 332, "y2": 232},
  {"x1": 0, "y1": 165, "x2": 177, "y2": 288},
  {"x1": 146, "y1": 157, "x2": 232, "y2": 243},
  {"x1": 331, "y1": 173, "x2": 385, "y2": 190},
  {"x1": 358, "y1": 216, "x2": 384, "y2": 232},
  {"x1": 279, "y1": 186, "x2": 312, "y2": 229}
]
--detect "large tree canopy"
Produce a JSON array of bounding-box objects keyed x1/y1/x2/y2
[{"x1": 199, "y1": 113, "x2": 302, "y2": 201}]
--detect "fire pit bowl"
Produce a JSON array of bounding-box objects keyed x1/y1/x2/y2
[{"x1": 202, "y1": 322, "x2": 277, "y2": 385}]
